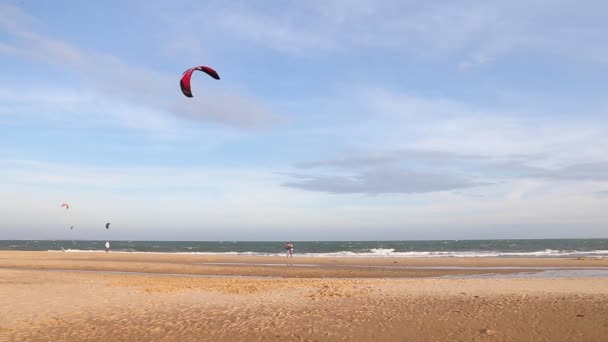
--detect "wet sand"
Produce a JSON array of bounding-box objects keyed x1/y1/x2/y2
[
  {"x1": 1, "y1": 251, "x2": 607, "y2": 341},
  {"x1": 1, "y1": 251, "x2": 607, "y2": 278}
]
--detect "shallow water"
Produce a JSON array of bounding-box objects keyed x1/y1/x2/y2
[
  {"x1": 2, "y1": 265, "x2": 608, "y2": 280},
  {"x1": 439, "y1": 269, "x2": 608, "y2": 279}
]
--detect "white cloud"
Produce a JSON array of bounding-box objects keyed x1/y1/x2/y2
[
  {"x1": 0, "y1": 86, "x2": 182, "y2": 134},
  {"x1": 1, "y1": 157, "x2": 607, "y2": 239},
  {"x1": 0, "y1": 4, "x2": 283, "y2": 129},
  {"x1": 151, "y1": 0, "x2": 608, "y2": 66},
  {"x1": 2, "y1": 2, "x2": 608, "y2": 239},
  {"x1": 336, "y1": 179, "x2": 608, "y2": 228},
  {"x1": 0, "y1": 3, "x2": 36, "y2": 31},
  {"x1": 281, "y1": 86, "x2": 608, "y2": 203},
  {"x1": 0, "y1": 158, "x2": 379, "y2": 237},
  {"x1": 351, "y1": 88, "x2": 608, "y2": 166},
  {"x1": 284, "y1": 167, "x2": 486, "y2": 195}
]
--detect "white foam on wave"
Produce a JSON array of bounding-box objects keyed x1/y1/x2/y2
[
  {"x1": 45, "y1": 247, "x2": 608, "y2": 258},
  {"x1": 498, "y1": 249, "x2": 608, "y2": 257}
]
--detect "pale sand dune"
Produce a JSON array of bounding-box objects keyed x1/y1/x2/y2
[{"x1": 1, "y1": 252, "x2": 607, "y2": 341}]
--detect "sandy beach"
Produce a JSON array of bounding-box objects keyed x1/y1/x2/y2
[{"x1": 1, "y1": 251, "x2": 607, "y2": 341}]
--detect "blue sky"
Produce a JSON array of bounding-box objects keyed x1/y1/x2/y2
[{"x1": 1, "y1": 0, "x2": 607, "y2": 240}]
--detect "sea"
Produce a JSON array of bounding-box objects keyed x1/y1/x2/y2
[{"x1": 1, "y1": 239, "x2": 607, "y2": 258}]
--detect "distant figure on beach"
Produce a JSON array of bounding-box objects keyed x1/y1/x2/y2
[
  {"x1": 105, "y1": 241, "x2": 110, "y2": 253},
  {"x1": 284, "y1": 242, "x2": 294, "y2": 258}
]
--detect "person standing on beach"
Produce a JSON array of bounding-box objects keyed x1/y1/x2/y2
[
  {"x1": 105, "y1": 241, "x2": 110, "y2": 253},
  {"x1": 284, "y1": 242, "x2": 294, "y2": 258}
]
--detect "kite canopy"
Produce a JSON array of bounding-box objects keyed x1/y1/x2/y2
[
  {"x1": 180, "y1": 66, "x2": 220, "y2": 98},
  {"x1": 105, "y1": 222, "x2": 110, "y2": 230},
  {"x1": 60, "y1": 203, "x2": 69, "y2": 210}
]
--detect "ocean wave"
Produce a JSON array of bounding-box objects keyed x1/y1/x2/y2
[{"x1": 44, "y1": 247, "x2": 608, "y2": 258}]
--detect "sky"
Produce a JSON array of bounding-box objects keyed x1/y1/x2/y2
[{"x1": 1, "y1": 0, "x2": 607, "y2": 240}]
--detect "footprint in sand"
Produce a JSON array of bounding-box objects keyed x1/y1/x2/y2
[{"x1": 480, "y1": 329, "x2": 498, "y2": 336}]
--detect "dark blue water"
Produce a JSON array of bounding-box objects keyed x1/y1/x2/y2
[{"x1": 1, "y1": 239, "x2": 607, "y2": 257}]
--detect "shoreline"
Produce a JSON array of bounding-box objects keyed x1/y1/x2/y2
[
  {"x1": 1, "y1": 251, "x2": 607, "y2": 279},
  {"x1": 3, "y1": 250, "x2": 607, "y2": 263},
  {"x1": 3, "y1": 266, "x2": 608, "y2": 281},
  {"x1": 44, "y1": 249, "x2": 608, "y2": 258}
]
